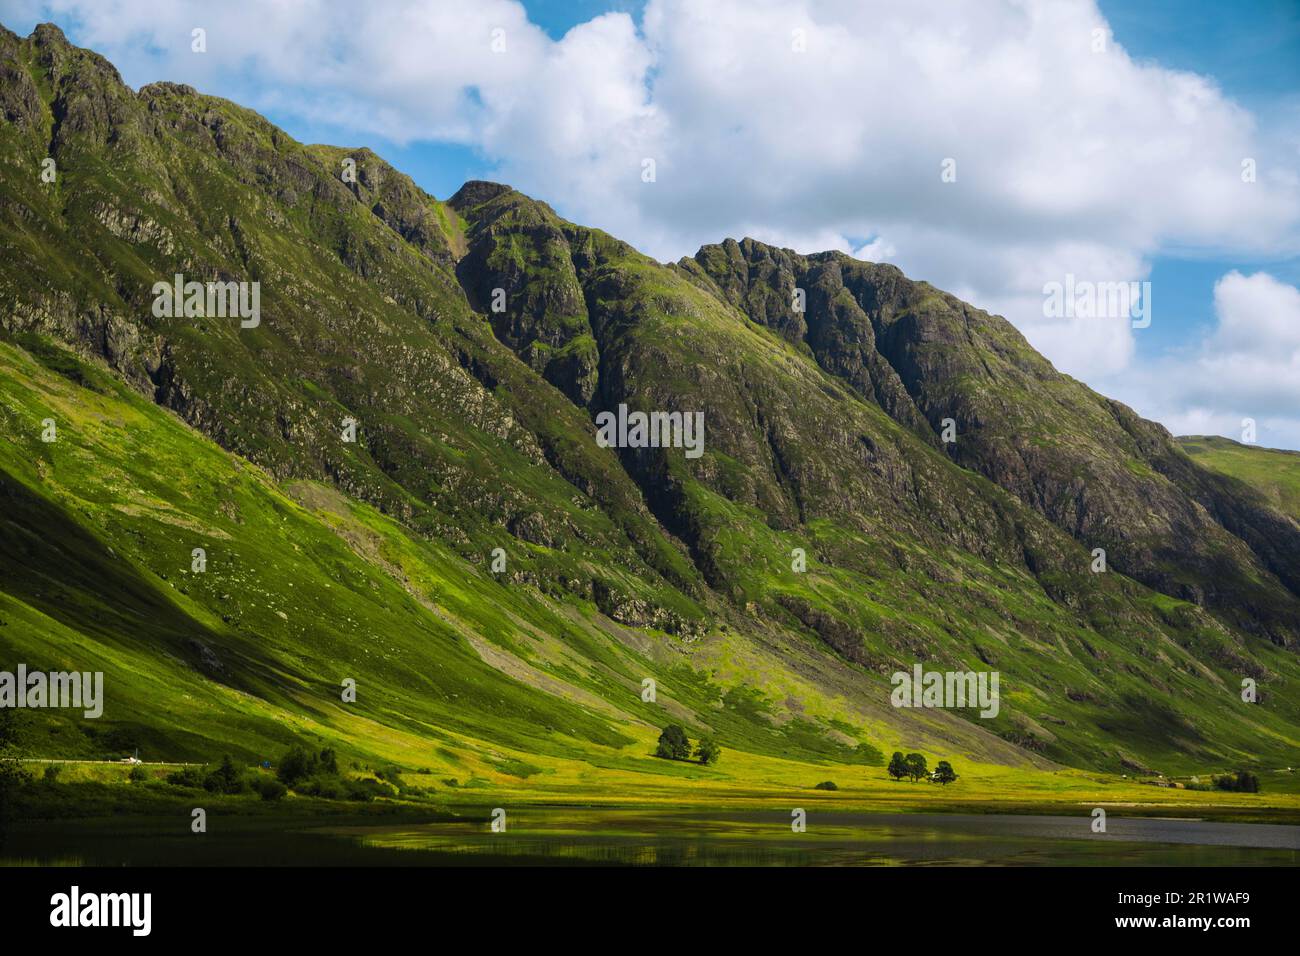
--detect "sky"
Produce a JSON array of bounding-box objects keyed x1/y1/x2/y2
[{"x1": 3, "y1": 0, "x2": 1299, "y2": 449}]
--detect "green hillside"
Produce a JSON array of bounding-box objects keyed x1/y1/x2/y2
[
  {"x1": 2, "y1": 20, "x2": 1299, "y2": 808},
  {"x1": 1179, "y1": 435, "x2": 1300, "y2": 522}
]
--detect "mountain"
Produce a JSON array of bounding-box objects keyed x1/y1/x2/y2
[
  {"x1": 2, "y1": 22, "x2": 1299, "y2": 784},
  {"x1": 680, "y1": 240, "x2": 1300, "y2": 646}
]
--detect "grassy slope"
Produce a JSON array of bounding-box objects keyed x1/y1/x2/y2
[
  {"x1": 7, "y1": 302, "x2": 1300, "y2": 794},
  {"x1": 0, "y1": 336, "x2": 974, "y2": 782},
  {"x1": 8, "y1": 332, "x2": 1299, "y2": 819},
  {"x1": 1179, "y1": 436, "x2": 1300, "y2": 521}
]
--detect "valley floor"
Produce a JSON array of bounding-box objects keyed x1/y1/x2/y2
[
  {"x1": 16, "y1": 752, "x2": 1300, "y2": 823},
  {"x1": 10, "y1": 745, "x2": 1300, "y2": 866}
]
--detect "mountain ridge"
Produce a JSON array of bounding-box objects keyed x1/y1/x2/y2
[{"x1": 2, "y1": 22, "x2": 1299, "y2": 782}]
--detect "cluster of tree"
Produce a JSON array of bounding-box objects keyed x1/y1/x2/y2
[
  {"x1": 656, "y1": 725, "x2": 721, "y2": 765},
  {"x1": 1214, "y1": 770, "x2": 1260, "y2": 793},
  {"x1": 165, "y1": 755, "x2": 286, "y2": 800},
  {"x1": 162, "y1": 746, "x2": 399, "y2": 803},
  {"x1": 277, "y1": 745, "x2": 339, "y2": 785},
  {"x1": 275, "y1": 745, "x2": 398, "y2": 801},
  {"x1": 887, "y1": 751, "x2": 958, "y2": 785}
]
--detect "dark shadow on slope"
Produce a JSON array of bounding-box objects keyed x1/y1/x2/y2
[{"x1": 0, "y1": 467, "x2": 291, "y2": 697}]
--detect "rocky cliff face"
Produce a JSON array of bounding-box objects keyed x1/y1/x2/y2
[
  {"x1": 682, "y1": 238, "x2": 1300, "y2": 647},
  {"x1": 3, "y1": 22, "x2": 1299, "y2": 773},
  {"x1": 449, "y1": 182, "x2": 599, "y2": 405}
]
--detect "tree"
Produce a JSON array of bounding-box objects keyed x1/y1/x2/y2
[
  {"x1": 166, "y1": 766, "x2": 205, "y2": 789},
  {"x1": 904, "y1": 753, "x2": 928, "y2": 782},
  {"x1": 204, "y1": 754, "x2": 245, "y2": 794},
  {"x1": 694, "y1": 736, "x2": 721, "y2": 766},
  {"x1": 656, "y1": 724, "x2": 692, "y2": 760},
  {"x1": 887, "y1": 751, "x2": 909, "y2": 781},
  {"x1": 252, "y1": 776, "x2": 288, "y2": 801},
  {"x1": 277, "y1": 745, "x2": 318, "y2": 786},
  {"x1": 933, "y1": 760, "x2": 958, "y2": 785},
  {"x1": 319, "y1": 747, "x2": 339, "y2": 775}
]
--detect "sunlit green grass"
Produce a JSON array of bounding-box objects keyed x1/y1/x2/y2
[{"x1": 1179, "y1": 435, "x2": 1300, "y2": 520}]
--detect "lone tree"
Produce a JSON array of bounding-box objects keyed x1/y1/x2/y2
[
  {"x1": 695, "y1": 736, "x2": 721, "y2": 766},
  {"x1": 887, "y1": 751, "x2": 909, "y2": 781},
  {"x1": 904, "y1": 753, "x2": 928, "y2": 782},
  {"x1": 933, "y1": 760, "x2": 958, "y2": 785},
  {"x1": 656, "y1": 724, "x2": 692, "y2": 761}
]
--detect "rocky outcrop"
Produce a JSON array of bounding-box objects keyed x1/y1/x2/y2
[{"x1": 684, "y1": 238, "x2": 1300, "y2": 646}]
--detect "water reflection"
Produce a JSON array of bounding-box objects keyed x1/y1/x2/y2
[{"x1": 6, "y1": 809, "x2": 1299, "y2": 867}]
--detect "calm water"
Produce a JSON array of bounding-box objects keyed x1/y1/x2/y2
[{"x1": 6, "y1": 809, "x2": 1300, "y2": 866}]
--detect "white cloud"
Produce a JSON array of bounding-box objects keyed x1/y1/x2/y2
[
  {"x1": 1102, "y1": 271, "x2": 1300, "y2": 448},
  {"x1": 853, "y1": 237, "x2": 895, "y2": 262},
  {"x1": 7, "y1": 0, "x2": 1300, "y2": 435},
  {"x1": 1210, "y1": 269, "x2": 1300, "y2": 356}
]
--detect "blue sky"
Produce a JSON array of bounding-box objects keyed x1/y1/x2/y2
[
  {"x1": 1096, "y1": 0, "x2": 1300, "y2": 361},
  {"x1": 1099, "y1": 0, "x2": 1300, "y2": 110},
  {"x1": 525, "y1": 0, "x2": 644, "y2": 39},
  {"x1": 4, "y1": 0, "x2": 1299, "y2": 446}
]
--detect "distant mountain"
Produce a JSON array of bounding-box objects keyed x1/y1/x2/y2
[{"x1": 2, "y1": 22, "x2": 1298, "y2": 779}]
